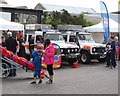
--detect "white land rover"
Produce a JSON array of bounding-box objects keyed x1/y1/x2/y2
[
  {"x1": 25, "y1": 30, "x2": 80, "y2": 65},
  {"x1": 62, "y1": 31, "x2": 106, "y2": 64}
]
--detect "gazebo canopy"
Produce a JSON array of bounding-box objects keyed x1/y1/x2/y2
[
  {"x1": 83, "y1": 18, "x2": 119, "y2": 32},
  {"x1": 0, "y1": 18, "x2": 24, "y2": 31}
]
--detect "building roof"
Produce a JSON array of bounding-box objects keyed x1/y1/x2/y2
[
  {"x1": 35, "y1": 3, "x2": 96, "y2": 14},
  {"x1": 0, "y1": 0, "x2": 7, "y2": 4},
  {"x1": 0, "y1": 3, "x2": 28, "y2": 9},
  {"x1": 110, "y1": 14, "x2": 119, "y2": 24},
  {"x1": 1, "y1": 2, "x2": 96, "y2": 14}
]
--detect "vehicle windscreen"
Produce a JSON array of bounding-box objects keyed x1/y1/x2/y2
[
  {"x1": 44, "y1": 34, "x2": 64, "y2": 41},
  {"x1": 62, "y1": 35, "x2": 67, "y2": 42},
  {"x1": 36, "y1": 35, "x2": 44, "y2": 43},
  {"x1": 78, "y1": 34, "x2": 95, "y2": 43},
  {"x1": 69, "y1": 35, "x2": 77, "y2": 42}
]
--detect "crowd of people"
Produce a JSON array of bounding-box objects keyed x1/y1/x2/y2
[
  {"x1": 105, "y1": 36, "x2": 120, "y2": 69},
  {"x1": 1, "y1": 32, "x2": 18, "y2": 76},
  {"x1": 0, "y1": 31, "x2": 120, "y2": 84},
  {"x1": 1, "y1": 31, "x2": 55, "y2": 84}
]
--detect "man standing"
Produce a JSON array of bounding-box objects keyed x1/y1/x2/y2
[
  {"x1": 5, "y1": 32, "x2": 18, "y2": 76},
  {"x1": 17, "y1": 35, "x2": 25, "y2": 57},
  {"x1": 29, "y1": 35, "x2": 36, "y2": 55},
  {"x1": 110, "y1": 36, "x2": 117, "y2": 68},
  {"x1": 5, "y1": 32, "x2": 18, "y2": 54},
  {"x1": 105, "y1": 38, "x2": 111, "y2": 67}
]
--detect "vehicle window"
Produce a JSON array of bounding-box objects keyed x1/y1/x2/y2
[
  {"x1": 62, "y1": 35, "x2": 67, "y2": 42},
  {"x1": 44, "y1": 34, "x2": 64, "y2": 41},
  {"x1": 54, "y1": 44, "x2": 60, "y2": 55},
  {"x1": 84, "y1": 34, "x2": 94, "y2": 41},
  {"x1": 28, "y1": 35, "x2": 32, "y2": 42},
  {"x1": 69, "y1": 36, "x2": 76, "y2": 42},
  {"x1": 79, "y1": 34, "x2": 85, "y2": 40},
  {"x1": 78, "y1": 34, "x2": 95, "y2": 43},
  {"x1": 36, "y1": 35, "x2": 44, "y2": 43},
  {"x1": 59, "y1": 35, "x2": 63, "y2": 40}
]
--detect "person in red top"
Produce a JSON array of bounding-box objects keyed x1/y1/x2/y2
[{"x1": 43, "y1": 38, "x2": 54, "y2": 84}]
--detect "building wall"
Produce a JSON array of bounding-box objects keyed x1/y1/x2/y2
[{"x1": 0, "y1": 12, "x2": 11, "y2": 21}]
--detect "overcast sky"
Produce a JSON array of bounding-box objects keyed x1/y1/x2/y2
[{"x1": 5, "y1": 0, "x2": 118, "y2": 12}]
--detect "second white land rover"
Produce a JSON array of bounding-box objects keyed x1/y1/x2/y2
[{"x1": 62, "y1": 31, "x2": 106, "y2": 64}]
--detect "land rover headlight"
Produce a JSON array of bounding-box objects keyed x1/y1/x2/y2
[
  {"x1": 61, "y1": 49, "x2": 63, "y2": 53},
  {"x1": 71, "y1": 49, "x2": 74, "y2": 52},
  {"x1": 92, "y1": 48, "x2": 96, "y2": 52},
  {"x1": 75, "y1": 49, "x2": 78, "y2": 52},
  {"x1": 68, "y1": 49, "x2": 70, "y2": 53}
]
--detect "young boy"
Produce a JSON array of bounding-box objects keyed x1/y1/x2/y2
[{"x1": 31, "y1": 50, "x2": 42, "y2": 84}]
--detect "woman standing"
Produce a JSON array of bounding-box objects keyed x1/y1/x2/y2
[
  {"x1": 115, "y1": 36, "x2": 119, "y2": 60},
  {"x1": 43, "y1": 38, "x2": 54, "y2": 84}
]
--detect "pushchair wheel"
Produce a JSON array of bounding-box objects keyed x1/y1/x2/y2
[{"x1": 2, "y1": 63, "x2": 11, "y2": 78}]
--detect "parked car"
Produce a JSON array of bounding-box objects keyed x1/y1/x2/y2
[
  {"x1": 25, "y1": 30, "x2": 80, "y2": 67},
  {"x1": 62, "y1": 31, "x2": 106, "y2": 64}
]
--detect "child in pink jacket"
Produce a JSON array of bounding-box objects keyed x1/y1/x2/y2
[{"x1": 43, "y1": 38, "x2": 54, "y2": 84}]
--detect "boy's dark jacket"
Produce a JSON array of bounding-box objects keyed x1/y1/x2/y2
[{"x1": 32, "y1": 51, "x2": 42, "y2": 71}]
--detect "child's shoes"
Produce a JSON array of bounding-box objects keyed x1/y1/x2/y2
[
  {"x1": 30, "y1": 81, "x2": 36, "y2": 84},
  {"x1": 38, "y1": 80, "x2": 42, "y2": 84},
  {"x1": 46, "y1": 79, "x2": 53, "y2": 84}
]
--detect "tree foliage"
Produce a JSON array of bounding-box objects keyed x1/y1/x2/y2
[{"x1": 41, "y1": 9, "x2": 93, "y2": 28}]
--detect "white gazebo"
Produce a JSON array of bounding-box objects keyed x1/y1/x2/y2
[
  {"x1": 83, "y1": 18, "x2": 119, "y2": 32},
  {"x1": 0, "y1": 18, "x2": 24, "y2": 43},
  {"x1": 0, "y1": 18, "x2": 24, "y2": 31},
  {"x1": 83, "y1": 18, "x2": 119, "y2": 43}
]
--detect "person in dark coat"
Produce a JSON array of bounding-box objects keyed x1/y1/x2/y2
[
  {"x1": 18, "y1": 35, "x2": 25, "y2": 57},
  {"x1": 31, "y1": 50, "x2": 42, "y2": 84},
  {"x1": 5, "y1": 32, "x2": 18, "y2": 76},
  {"x1": 5, "y1": 32, "x2": 18, "y2": 54},
  {"x1": 105, "y1": 38, "x2": 111, "y2": 67},
  {"x1": 29, "y1": 35, "x2": 36, "y2": 55},
  {"x1": 110, "y1": 36, "x2": 117, "y2": 68}
]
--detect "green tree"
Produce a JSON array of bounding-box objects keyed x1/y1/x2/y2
[
  {"x1": 41, "y1": 12, "x2": 52, "y2": 24},
  {"x1": 50, "y1": 11, "x2": 62, "y2": 28},
  {"x1": 60, "y1": 9, "x2": 74, "y2": 24},
  {"x1": 41, "y1": 10, "x2": 93, "y2": 28}
]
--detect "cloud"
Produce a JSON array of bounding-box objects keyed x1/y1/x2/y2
[{"x1": 5, "y1": 0, "x2": 118, "y2": 12}]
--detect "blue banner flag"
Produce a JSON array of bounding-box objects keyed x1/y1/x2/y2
[{"x1": 100, "y1": 1, "x2": 110, "y2": 43}]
